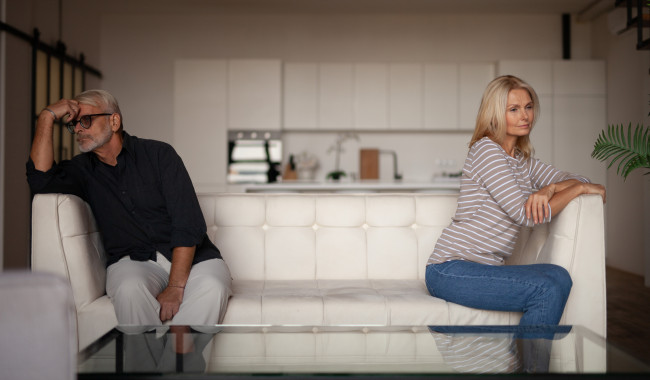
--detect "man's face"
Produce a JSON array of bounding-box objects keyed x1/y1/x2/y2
[{"x1": 73, "y1": 104, "x2": 114, "y2": 153}]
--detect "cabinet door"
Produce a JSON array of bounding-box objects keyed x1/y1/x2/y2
[
  {"x1": 228, "y1": 59, "x2": 282, "y2": 130},
  {"x1": 173, "y1": 60, "x2": 228, "y2": 186},
  {"x1": 284, "y1": 63, "x2": 319, "y2": 130},
  {"x1": 354, "y1": 63, "x2": 388, "y2": 130},
  {"x1": 553, "y1": 96, "x2": 607, "y2": 185},
  {"x1": 553, "y1": 60, "x2": 606, "y2": 96},
  {"x1": 319, "y1": 63, "x2": 354, "y2": 129},
  {"x1": 497, "y1": 60, "x2": 553, "y2": 96},
  {"x1": 459, "y1": 63, "x2": 495, "y2": 130},
  {"x1": 552, "y1": 60, "x2": 606, "y2": 185},
  {"x1": 389, "y1": 63, "x2": 422, "y2": 130},
  {"x1": 424, "y1": 63, "x2": 458, "y2": 130}
]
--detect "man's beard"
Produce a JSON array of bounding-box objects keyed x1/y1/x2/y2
[{"x1": 77, "y1": 125, "x2": 113, "y2": 153}]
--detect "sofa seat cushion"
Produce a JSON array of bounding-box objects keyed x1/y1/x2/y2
[
  {"x1": 77, "y1": 295, "x2": 119, "y2": 351},
  {"x1": 222, "y1": 280, "x2": 520, "y2": 327}
]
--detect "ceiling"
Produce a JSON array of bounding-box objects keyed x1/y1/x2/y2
[{"x1": 119, "y1": 0, "x2": 609, "y2": 16}]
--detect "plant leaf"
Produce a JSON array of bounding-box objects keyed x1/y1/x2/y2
[{"x1": 592, "y1": 123, "x2": 650, "y2": 179}]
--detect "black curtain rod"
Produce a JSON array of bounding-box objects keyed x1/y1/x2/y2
[{"x1": 0, "y1": 20, "x2": 102, "y2": 78}]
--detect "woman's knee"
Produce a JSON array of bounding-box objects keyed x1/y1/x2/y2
[
  {"x1": 547, "y1": 265, "x2": 572, "y2": 296},
  {"x1": 425, "y1": 264, "x2": 440, "y2": 296},
  {"x1": 534, "y1": 265, "x2": 572, "y2": 300}
]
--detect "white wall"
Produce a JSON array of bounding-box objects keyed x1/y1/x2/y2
[
  {"x1": 591, "y1": 12, "x2": 649, "y2": 277},
  {"x1": 0, "y1": 0, "x2": 6, "y2": 269},
  {"x1": 3, "y1": 0, "x2": 40, "y2": 269}
]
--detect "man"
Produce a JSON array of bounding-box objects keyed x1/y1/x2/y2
[{"x1": 27, "y1": 89, "x2": 232, "y2": 328}]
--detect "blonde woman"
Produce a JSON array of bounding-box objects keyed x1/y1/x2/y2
[{"x1": 425, "y1": 75, "x2": 606, "y2": 326}]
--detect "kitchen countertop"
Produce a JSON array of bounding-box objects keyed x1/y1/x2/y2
[{"x1": 242, "y1": 178, "x2": 461, "y2": 193}]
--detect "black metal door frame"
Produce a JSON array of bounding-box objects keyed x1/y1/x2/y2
[{"x1": 1, "y1": 20, "x2": 102, "y2": 160}]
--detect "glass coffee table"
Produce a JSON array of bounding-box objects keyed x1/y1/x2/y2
[{"x1": 78, "y1": 325, "x2": 649, "y2": 379}]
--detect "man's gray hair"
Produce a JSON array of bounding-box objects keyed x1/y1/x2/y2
[{"x1": 74, "y1": 89, "x2": 124, "y2": 130}]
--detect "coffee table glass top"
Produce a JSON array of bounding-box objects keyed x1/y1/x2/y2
[{"x1": 78, "y1": 325, "x2": 650, "y2": 378}]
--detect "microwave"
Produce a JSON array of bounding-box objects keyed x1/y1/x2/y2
[{"x1": 227, "y1": 130, "x2": 282, "y2": 183}]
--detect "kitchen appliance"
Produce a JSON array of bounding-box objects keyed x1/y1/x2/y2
[{"x1": 227, "y1": 130, "x2": 282, "y2": 183}]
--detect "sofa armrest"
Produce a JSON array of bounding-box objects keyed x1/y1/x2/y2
[
  {"x1": 541, "y1": 194, "x2": 606, "y2": 337},
  {"x1": 31, "y1": 193, "x2": 108, "y2": 315},
  {"x1": 508, "y1": 194, "x2": 606, "y2": 336}
]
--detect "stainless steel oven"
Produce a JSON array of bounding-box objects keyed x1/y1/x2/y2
[{"x1": 227, "y1": 130, "x2": 282, "y2": 183}]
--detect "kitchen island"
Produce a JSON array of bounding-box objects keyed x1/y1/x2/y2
[{"x1": 243, "y1": 178, "x2": 460, "y2": 193}]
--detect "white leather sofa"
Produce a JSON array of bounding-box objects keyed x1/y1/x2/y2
[{"x1": 31, "y1": 192, "x2": 606, "y2": 351}]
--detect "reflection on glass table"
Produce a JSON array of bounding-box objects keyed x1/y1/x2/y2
[{"x1": 78, "y1": 325, "x2": 650, "y2": 379}]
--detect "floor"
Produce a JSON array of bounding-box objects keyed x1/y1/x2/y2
[{"x1": 606, "y1": 266, "x2": 650, "y2": 365}]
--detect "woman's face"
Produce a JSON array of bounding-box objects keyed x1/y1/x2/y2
[{"x1": 505, "y1": 88, "x2": 534, "y2": 140}]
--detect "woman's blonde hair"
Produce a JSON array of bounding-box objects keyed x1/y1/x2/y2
[{"x1": 469, "y1": 75, "x2": 539, "y2": 159}]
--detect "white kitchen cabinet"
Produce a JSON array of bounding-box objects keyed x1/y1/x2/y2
[
  {"x1": 354, "y1": 63, "x2": 389, "y2": 130},
  {"x1": 389, "y1": 63, "x2": 423, "y2": 130},
  {"x1": 552, "y1": 60, "x2": 606, "y2": 185},
  {"x1": 497, "y1": 60, "x2": 553, "y2": 96},
  {"x1": 319, "y1": 63, "x2": 354, "y2": 129},
  {"x1": 553, "y1": 96, "x2": 606, "y2": 186},
  {"x1": 459, "y1": 63, "x2": 495, "y2": 130},
  {"x1": 284, "y1": 62, "x2": 319, "y2": 130},
  {"x1": 424, "y1": 63, "x2": 458, "y2": 130},
  {"x1": 228, "y1": 59, "x2": 282, "y2": 130},
  {"x1": 553, "y1": 60, "x2": 606, "y2": 95},
  {"x1": 173, "y1": 59, "x2": 228, "y2": 187}
]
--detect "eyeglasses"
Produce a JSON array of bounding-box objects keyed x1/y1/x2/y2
[{"x1": 66, "y1": 113, "x2": 112, "y2": 134}]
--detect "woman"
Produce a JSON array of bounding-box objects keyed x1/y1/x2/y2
[{"x1": 425, "y1": 75, "x2": 606, "y2": 327}]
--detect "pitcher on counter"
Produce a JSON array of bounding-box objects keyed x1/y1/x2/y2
[
  {"x1": 27, "y1": 89, "x2": 232, "y2": 337},
  {"x1": 425, "y1": 76, "x2": 606, "y2": 337}
]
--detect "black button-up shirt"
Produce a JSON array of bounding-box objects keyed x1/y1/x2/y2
[{"x1": 26, "y1": 132, "x2": 221, "y2": 267}]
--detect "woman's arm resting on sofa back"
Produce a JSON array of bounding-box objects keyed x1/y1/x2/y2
[{"x1": 526, "y1": 181, "x2": 606, "y2": 224}]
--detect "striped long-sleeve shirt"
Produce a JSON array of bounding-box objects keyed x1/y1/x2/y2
[{"x1": 427, "y1": 137, "x2": 590, "y2": 266}]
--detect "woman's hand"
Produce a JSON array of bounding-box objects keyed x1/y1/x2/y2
[
  {"x1": 581, "y1": 183, "x2": 606, "y2": 203},
  {"x1": 526, "y1": 184, "x2": 556, "y2": 224}
]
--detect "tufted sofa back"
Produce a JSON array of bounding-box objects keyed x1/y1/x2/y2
[{"x1": 198, "y1": 193, "x2": 460, "y2": 282}]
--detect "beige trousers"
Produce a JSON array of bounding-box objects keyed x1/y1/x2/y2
[{"x1": 106, "y1": 253, "x2": 232, "y2": 328}]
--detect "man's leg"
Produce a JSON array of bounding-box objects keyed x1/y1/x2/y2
[
  {"x1": 171, "y1": 258, "x2": 232, "y2": 326},
  {"x1": 106, "y1": 257, "x2": 168, "y2": 325}
]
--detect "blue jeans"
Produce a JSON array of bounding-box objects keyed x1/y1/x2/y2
[{"x1": 425, "y1": 260, "x2": 572, "y2": 326}]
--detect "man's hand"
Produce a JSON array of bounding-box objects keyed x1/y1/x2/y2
[
  {"x1": 42, "y1": 98, "x2": 81, "y2": 123},
  {"x1": 159, "y1": 246, "x2": 195, "y2": 322},
  {"x1": 525, "y1": 184, "x2": 556, "y2": 224},
  {"x1": 31, "y1": 98, "x2": 82, "y2": 172},
  {"x1": 157, "y1": 286, "x2": 184, "y2": 322}
]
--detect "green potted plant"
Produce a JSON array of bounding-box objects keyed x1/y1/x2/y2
[{"x1": 591, "y1": 123, "x2": 650, "y2": 180}]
